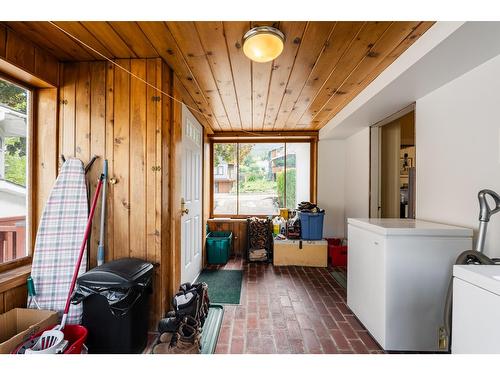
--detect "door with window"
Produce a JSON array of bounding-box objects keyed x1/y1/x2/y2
[{"x1": 181, "y1": 105, "x2": 203, "y2": 284}]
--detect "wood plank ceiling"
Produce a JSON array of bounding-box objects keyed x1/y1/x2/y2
[{"x1": 4, "y1": 21, "x2": 434, "y2": 132}]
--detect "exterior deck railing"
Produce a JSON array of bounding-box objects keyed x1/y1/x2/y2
[{"x1": 0, "y1": 216, "x2": 26, "y2": 263}]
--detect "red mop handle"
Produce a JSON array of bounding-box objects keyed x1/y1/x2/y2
[{"x1": 63, "y1": 175, "x2": 104, "y2": 316}]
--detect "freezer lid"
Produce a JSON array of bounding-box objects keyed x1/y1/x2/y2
[{"x1": 347, "y1": 218, "x2": 473, "y2": 237}]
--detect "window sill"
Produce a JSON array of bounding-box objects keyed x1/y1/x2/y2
[{"x1": 0, "y1": 264, "x2": 31, "y2": 294}]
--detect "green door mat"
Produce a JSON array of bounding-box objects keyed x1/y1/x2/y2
[{"x1": 196, "y1": 270, "x2": 243, "y2": 305}]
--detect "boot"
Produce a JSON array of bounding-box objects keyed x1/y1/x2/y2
[
  {"x1": 166, "y1": 319, "x2": 201, "y2": 354},
  {"x1": 173, "y1": 290, "x2": 200, "y2": 320},
  {"x1": 158, "y1": 316, "x2": 181, "y2": 334},
  {"x1": 190, "y1": 282, "x2": 210, "y2": 325}
]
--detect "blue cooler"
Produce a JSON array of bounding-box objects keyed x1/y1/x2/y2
[{"x1": 299, "y1": 211, "x2": 325, "y2": 240}]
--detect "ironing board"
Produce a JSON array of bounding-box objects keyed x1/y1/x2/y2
[{"x1": 30, "y1": 158, "x2": 88, "y2": 324}]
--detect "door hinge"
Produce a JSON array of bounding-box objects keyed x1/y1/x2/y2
[
  {"x1": 60, "y1": 99, "x2": 68, "y2": 105},
  {"x1": 151, "y1": 166, "x2": 161, "y2": 172},
  {"x1": 151, "y1": 96, "x2": 161, "y2": 102}
]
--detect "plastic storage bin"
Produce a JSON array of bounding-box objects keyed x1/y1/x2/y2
[
  {"x1": 299, "y1": 211, "x2": 325, "y2": 240},
  {"x1": 73, "y1": 258, "x2": 153, "y2": 354},
  {"x1": 327, "y1": 238, "x2": 348, "y2": 267},
  {"x1": 206, "y1": 231, "x2": 232, "y2": 264}
]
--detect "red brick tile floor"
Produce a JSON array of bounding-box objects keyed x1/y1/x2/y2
[{"x1": 210, "y1": 257, "x2": 384, "y2": 354}]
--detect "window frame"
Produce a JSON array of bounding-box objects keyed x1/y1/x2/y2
[
  {"x1": 210, "y1": 137, "x2": 318, "y2": 219},
  {"x1": 0, "y1": 72, "x2": 34, "y2": 273}
]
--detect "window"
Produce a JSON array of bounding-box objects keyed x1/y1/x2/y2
[
  {"x1": 212, "y1": 141, "x2": 312, "y2": 216},
  {"x1": 0, "y1": 77, "x2": 30, "y2": 264}
]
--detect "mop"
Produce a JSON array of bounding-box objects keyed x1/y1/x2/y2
[{"x1": 96, "y1": 160, "x2": 108, "y2": 266}]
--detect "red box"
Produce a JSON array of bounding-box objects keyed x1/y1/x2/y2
[{"x1": 327, "y1": 238, "x2": 347, "y2": 267}]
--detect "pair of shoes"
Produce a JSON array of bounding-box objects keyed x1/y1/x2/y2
[
  {"x1": 153, "y1": 316, "x2": 201, "y2": 354},
  {"x1": 176, "y1": 281, "x2": 210, "y2": 325},
  {"x1": 157, "y1": 282, "x2": 210, "y2": 335}
]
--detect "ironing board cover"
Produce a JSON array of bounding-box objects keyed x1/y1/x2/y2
[{"x1": 29, "y1": 158, "x2": 88, "y2": 324}]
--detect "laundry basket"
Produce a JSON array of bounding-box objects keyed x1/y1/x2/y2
[{"x1": 206, "y1": 232, "x2": 232, "y2": 264}]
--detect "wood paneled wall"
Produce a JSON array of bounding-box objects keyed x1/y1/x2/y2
[
  {"x1": 207, "y1": 219, "x2": 248, "y2": 257},
  {"x1": 0, "y1": 265, "x2": 30, "y2": 314},
  {"x1": 58, "y1": 59, "x2": 172, "y2": 326},
  {"x1": 0, "y1": 24, "x2": 59, "y2": 87}
]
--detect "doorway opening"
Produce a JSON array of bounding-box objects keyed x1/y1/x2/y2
[{"x1": 370, "y1": 105, "x2": 416, "y2": 219}]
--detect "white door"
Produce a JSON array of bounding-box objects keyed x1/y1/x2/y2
[{"x1": 181, "y1": 105, "x2": 203, "y2": 284}]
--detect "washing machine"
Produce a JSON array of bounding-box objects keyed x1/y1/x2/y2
[{"x1": 452, "y1": 265, "x2": 500, "y2": 353}]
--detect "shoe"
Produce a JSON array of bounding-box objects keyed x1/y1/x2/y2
[
  {"x1": 173, "y1": 290, "x2": 200, "y2": 320},
  {"x1": 159, "y1": 332, "x2": 174, "y2": 344},
  {"x1": 158, "y1": 316, "x2": 180, "y2": 334},
  {"x1": 166, "y1": 321, "x2": 201, "y2": 354},
  {"x1": 190, "y1": 282, "x2": 209, "y2": 325}
]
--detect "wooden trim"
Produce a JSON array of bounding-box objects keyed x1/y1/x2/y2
[
  {"x1": 0, "y1": 257, "x2": 31, "y2": 275},
  {"x1": 209, "y1": 141, "x2": 214, "y2": 220},
  {"x1": 0, "y1": 72, "x2": 39, "y2": 268},
  {"x1": 311, "y1": 137, "x2": 318, "y2": 203},
  {"x1": 168, "y1": 76, "x2": 183, "y2": 300},
  {"x1": 371, "y1": 103, "x2": 416, "y2": 129},
  {"x1": 210, "y1": 138, "x2": 317, "y2": 218},
  {"x1": 0, "y1": 264, "x2": 31, "y2": 294},
  {"x1": 209, "y1": 131, "x2": 318, "y2": 139}
]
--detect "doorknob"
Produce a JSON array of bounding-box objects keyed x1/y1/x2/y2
[{"x1": 181, "y1": 198, "x2": 189, "y2": 216}]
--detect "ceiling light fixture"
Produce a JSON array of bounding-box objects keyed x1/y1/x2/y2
[{"x1": 242, "y1": 26, "x2": 285, "y2": 63}]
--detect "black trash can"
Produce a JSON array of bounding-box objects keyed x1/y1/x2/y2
[{"x1": 73, "y1": 258, "x2": 153, "y2": 354}]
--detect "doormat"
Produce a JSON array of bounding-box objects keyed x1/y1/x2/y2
[
  {"x1": 196, "y1": 270, "x2": 243, "y2": 305},
  {"x1": 331, "y1": 267, "x2": 347, "y2": 289}
]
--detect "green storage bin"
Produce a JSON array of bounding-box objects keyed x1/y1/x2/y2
[{"x1": 206, "y1": 231, "x2": 232, "y2": 265}]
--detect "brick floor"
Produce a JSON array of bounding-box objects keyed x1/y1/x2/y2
[{"x1": 210, "y1": 257, "x2": 384, "y2": 354}]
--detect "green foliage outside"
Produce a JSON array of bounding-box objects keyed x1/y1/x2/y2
[
  {"x1": 1, "y1": 80, "x2": 28, "y2": 187},
  {"x1": 0, "y1": 80, "x2": 27, "y2": 114},
  {"x1": 277, "y1": 168, "x2": 296, "y2": 208},
  {"x1": 4, "y1": 137, "x2": 27, "y2": 186}
]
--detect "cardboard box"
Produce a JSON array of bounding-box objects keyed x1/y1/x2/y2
[
  {"x1": 273, "y1": 239, "x2": 328, "y2": 267},
  {"x1": 0, "y1": 308, "x2": 58, "y2": 354}
]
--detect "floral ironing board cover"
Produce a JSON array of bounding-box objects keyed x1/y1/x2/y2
[{"x1": 29, "y1": 158, "x2": 88, "y2": 324}]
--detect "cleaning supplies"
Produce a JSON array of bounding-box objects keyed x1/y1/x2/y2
[
  {"x1": 96, "y1": 159, "x2": 108, "y2": 266},
  {"x1": 16, "y1": 173, "x2": 104, "y2": 354},
  {"x1": 272, "y1": 216, "x2": 281, "y2": 235}
]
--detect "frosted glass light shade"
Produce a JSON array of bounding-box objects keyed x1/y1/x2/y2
[{"x1": 243, "y1": 26, "x2": 285, "y2": 63}]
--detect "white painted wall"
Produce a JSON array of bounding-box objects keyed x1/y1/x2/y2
[
  {"x1": 345, "y1": 128, "x2": 371, "y2": 222},
  {"x1": 318, "y1": 140, "x2": 345, "y2": 237},
  {"x1": 0, "y1": 190, "x2": 26, "y2": 217},
  {"x1": 318, "y1": 128, "x2": 371, "y2": 239},
  {"x1": 416, "y1": 53, "x2": 500, "y2": 258}
]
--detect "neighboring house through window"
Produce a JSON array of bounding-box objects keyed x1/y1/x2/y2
[{"x1": 0, "y1": 78, "x2": 29, "y2": 264}]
